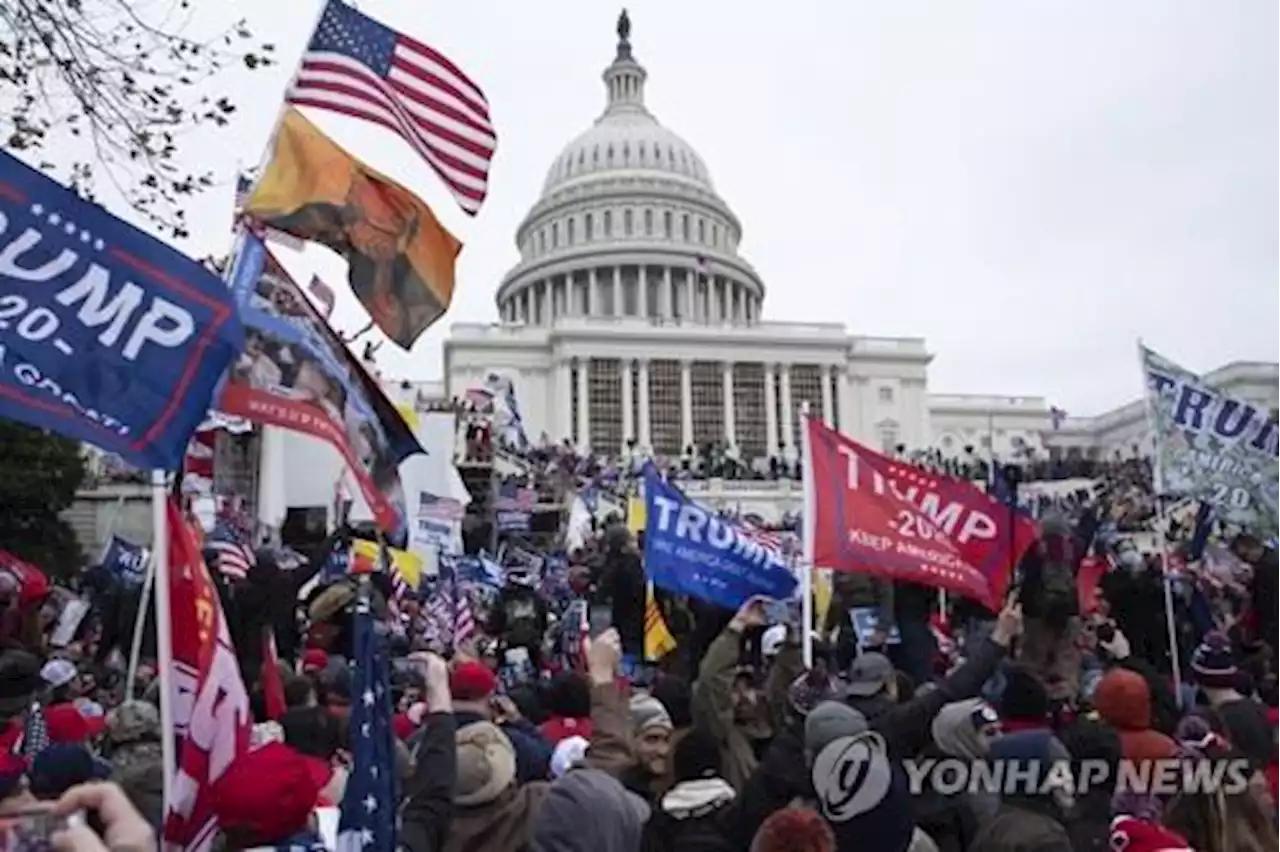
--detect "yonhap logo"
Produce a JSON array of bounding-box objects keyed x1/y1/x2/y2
[{"x1": 811, "y1": 730, "x2": 892, "y2": 822}]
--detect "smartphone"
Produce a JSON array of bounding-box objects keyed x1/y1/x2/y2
[{"x1": 0, "y1": 809, "x2": 83, "y2": 852}]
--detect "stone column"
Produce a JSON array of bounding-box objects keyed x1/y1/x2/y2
[
  {"x1": 638, "y1": 269, "x2": 648, "y2": 319},
  {"x1": 685, "y1": 270, "x2": 696, "y2": 321},
  {"x1": 556, "y1": 360, "x2": 572, "y2": 442},
  {"x1": 637, "y1": 359, "x2": 651, "y2": 449},
  {"x1": 722, "y1": 362, "x2": 736, "y2": 446},
  {"x1": 821, "y1": 365, "x2": 834, "y2": 427},
  {"x1": 576, "y1": 359, "x2": 591, "y2": 452},
  {"x1": 659, "y1": 267, "x2": 672, "y2": 319},
  {"x1": 680, "y1": 360, "x2": 693, "y2": 452},
  {"x1": 588, "y1": 268, "x2": 598, "y2": 317},
  {"x1": 612, "y1": 266, "x2": 623, "y2": 317},
  {"x1": 779, "y1": 364, "x2": 794, "y2": 451},
  {"x1": 764, "y1": 362, "x2": 778, "y2": 453},
  {"x1": 621, "y1": 359, "x2": 634, "y2": 449}
]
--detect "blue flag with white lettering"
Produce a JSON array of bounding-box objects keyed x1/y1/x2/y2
[
  {"x1": 0, "y1": 152, "x2": 244, "y2": 470},
  {"x1": 643, "y1": 465, "x2": 798, "y2": 609},
  {"x1": 101, "y1": 536, "x2": 148, "y2": 587}
]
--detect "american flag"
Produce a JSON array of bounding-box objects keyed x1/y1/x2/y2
[
  {"x1": 453, "y1": 583, "x2": 476, "y2": 649},
  {"x1": 738, "y1": 519, "x2": 784, "y2": 554},
  {"x1": 463, "y1": 386, "x2": 494, "y2": 409},
  {"x1": 308, "y1": 275, "x2": 336, "y2": 319},
  {"x1": 418, "y1": 491, "x2": 464, "y2": 523},
  {"x1": 19, "y1": 702, "x2": 48, "y2": 759},
  {"x1": 337, "y1": 596, "x2": 397, "y2": 852},
  {"x1": 206, "y1": 519, "x2": 257, "y2": 582},
  {"x1": 494, "y1": 482, "x2": 536, "y2": 512},
  {"x1": 288, "y1": 0, "x2": 496, "y2": 216}
]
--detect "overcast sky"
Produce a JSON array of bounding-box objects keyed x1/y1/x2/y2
[{"x1": 76, "y1": 0, "x2": 1280, "y2": 416}]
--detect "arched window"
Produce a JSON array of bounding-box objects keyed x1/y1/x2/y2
[
  {"x1": 603, "y1": 210, "x2": 613, "y2": 237},
  {"x1": 624, "y1": 209, "x2": 633, "y2": 236},
  {"x1": 584, "y1": 213, "x2": 594, "y2": 240},
  {"x1": 644, "y1": 209, "x2": 653, "y2": 235},
  {"x1": 681, "y1": 214, "x2": 690, "y2": 241},
  {"x1": 538, "y1": 229, "x2": 546, "y2": 253},
  {"x1": 551, "y1": 222, "x2": 559, "y2": 248},
  {"x1": 663, "y1": 211, "x2": 673, "y2": 238},
  {"x1": 697, "y1": 219, "x2": 705, "y2": 244},
  {"x1": 567, "y1": 217, "x2": 576, "y2": 245}
]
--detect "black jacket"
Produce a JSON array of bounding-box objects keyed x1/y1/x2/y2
[
  {"x1": 724, "y1": 725, "x2": 810, "y2": 849},
  {"x1": 400, "y1": 712, "x2": 456, "y2": 852},
  {"x1": 849, "y1": 636, "x2": 1008, "y2": 762}
]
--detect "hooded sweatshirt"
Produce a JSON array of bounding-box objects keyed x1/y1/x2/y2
[
  {"x1": 930, "y1": 699, "x2": 994, "y2": 760},
  {"x1": 531, "y1": 768, "x2": 650, "y2": 852},
  {"x1": 1091, "y1": 669, "x2": 1177, "y2": 762}
]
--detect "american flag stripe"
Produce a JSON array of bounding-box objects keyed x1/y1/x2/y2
[
  {"x1": 453, "y1": 589, "x2": 476, "y2": 649},
  {"x1": 208, "y1": 541, "x2": 255, "y2": 581},
  {"x1": 288, "y1": 2, "x2": 496, "y2": 216}
]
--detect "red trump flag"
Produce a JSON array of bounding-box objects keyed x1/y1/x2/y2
[
  {"x1": 163, "y1": 500, "x2": 252, "y2": 852},
  {"x1": 803, "y1": 418, "x2": 1038, "y2": 610}
]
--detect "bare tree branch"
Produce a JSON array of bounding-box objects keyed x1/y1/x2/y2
[{"x1": 0, "y1": 0, "x2": 275, "y2": 238}]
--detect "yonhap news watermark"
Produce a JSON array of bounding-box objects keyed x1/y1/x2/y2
[
  {"x1": 900, "y1": 755, "x2": 1253, "y2": 797},
  {"x1": 811, "y1": 732, "x2": 1253, "y2": 823}
]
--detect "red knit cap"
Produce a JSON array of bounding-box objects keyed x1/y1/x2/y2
[
  {"x1": 751, "y1": 807, "x2": 836, "y2": 852},
  {"x1": 301, "y1": 649, "x2": 329, "y2": 674},
  {"x1": 449, "y1": 662, "x2": 497, "y2": 701},
  {"x1": 210, "y1": 743, "x2": 322, "y2": 845}
]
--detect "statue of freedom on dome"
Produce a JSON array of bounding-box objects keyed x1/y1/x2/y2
[{"x1": 617, "y1": 9, "x2": 631, "y2": 44}]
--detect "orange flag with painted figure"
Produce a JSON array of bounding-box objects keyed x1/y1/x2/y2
[{"x1": 244, "y1": 108, "x2": 462, "y2": 350}]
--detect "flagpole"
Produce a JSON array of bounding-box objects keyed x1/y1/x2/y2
[
  {"x1": 798, "y1": 401, "x2": 814, "y2": 669},
  {"x1": 124, "y1": 551, "x2": 157, "y2": 699},
  {"x1": 1136, "y1": 339, "x2": 1185, "y2": 707},
  {"x1": 150, "y1": 469, "x2": 177, "y2": 807}
]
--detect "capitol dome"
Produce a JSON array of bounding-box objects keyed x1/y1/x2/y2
[{"x1": 496, "y1": 11, "x2": 766, "y2": 327}]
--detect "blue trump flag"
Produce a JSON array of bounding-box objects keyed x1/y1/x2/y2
[
  {"x1": 643, "y1": 465, "x2": 798, "y2": 609},
  {"x1": 0, "y1": 151, "x2": 244, "y2": 470},
  {"x1": 100, "y1": 536, "x2": 148, "y2": 586}
]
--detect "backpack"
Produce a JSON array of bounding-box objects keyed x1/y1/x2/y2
[{"x1": 1038, "y1": 560, "x2": 1077, "y2": 627}]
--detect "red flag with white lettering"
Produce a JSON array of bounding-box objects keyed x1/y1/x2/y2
[
  {"x1": 803, "y1": 418, "x2": 1039, "y2": 610},
  {"x1": 162, "y1": 500, "x2": 252, "y2": 852}
]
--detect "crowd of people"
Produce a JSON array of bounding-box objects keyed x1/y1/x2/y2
[{"x1": 0, "y1": 393, "x2": 1272, "y2": 851}]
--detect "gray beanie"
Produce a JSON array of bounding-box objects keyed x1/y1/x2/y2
[
  {"x1": 804, "y1": 701, "x2": 869, "y2": 762},
  {"x1": 531, "y1": 767, "x2": 650, "y2": 852},
  {"x1": 629, "y1": 693, "x2": 673, "y2": 734}
]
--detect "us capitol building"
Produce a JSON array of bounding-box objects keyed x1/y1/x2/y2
[
  {"x1": 70, "y1": 13, "x2": 1275, "y2": 547},
  {"x1": 438, "y1": 14, "x2": 1277, "y2": 465}
]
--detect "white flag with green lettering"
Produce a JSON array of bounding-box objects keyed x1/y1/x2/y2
[{"x1": 1141, "y1": 345, "x2": 1278, "y2": 538}]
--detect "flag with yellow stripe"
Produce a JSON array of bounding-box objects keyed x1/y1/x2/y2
[
  {"x1": 644, "y1": 585, "x2": 676, "y2": 662},
  {"x1": 350, "y1": 538, "x2": 423, "y2": 592}
]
